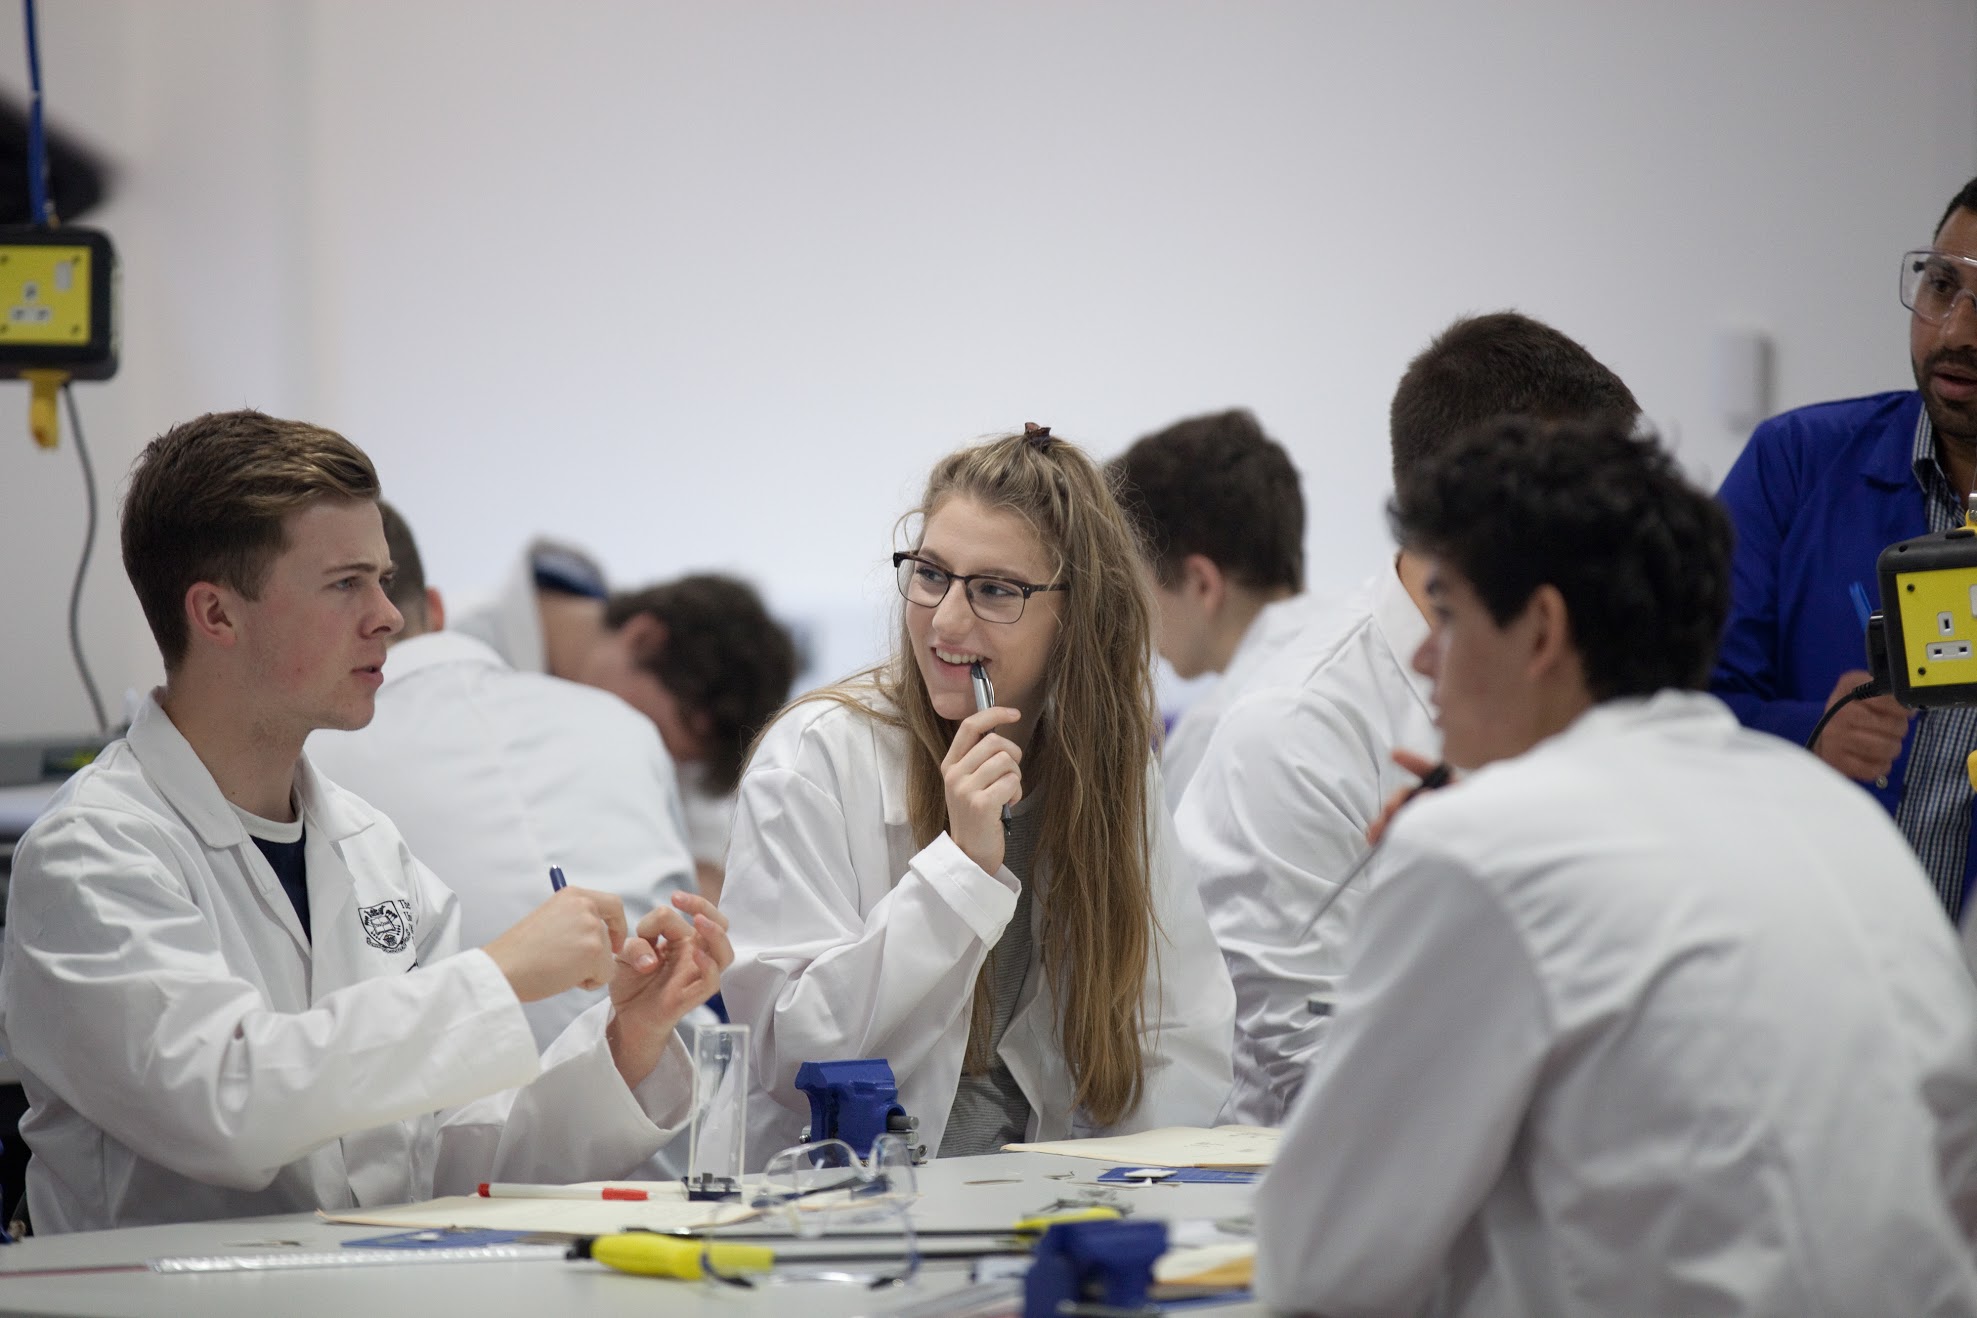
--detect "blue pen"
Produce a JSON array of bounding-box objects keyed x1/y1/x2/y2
[
  {"x1": 549, "y1": 865, "x2": 567, "y2": 893},
  {"x1": 1850, "y1": 582, "x2": 1874, "y2": 633}
]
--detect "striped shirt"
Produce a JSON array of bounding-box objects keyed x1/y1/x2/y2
[{"x1": 1895, "y1": 409, "x2": 1974, "y2": 919}]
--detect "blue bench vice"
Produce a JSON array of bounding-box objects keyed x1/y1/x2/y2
[
  {"x1": 793, "y1": 1059, "x2": 926, "y2": 1163},
  {"x1": 1023, "y1": 1218, "x2": 1169, "y2": 1318}
]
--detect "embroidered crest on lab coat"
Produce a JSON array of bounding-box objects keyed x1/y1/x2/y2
[{"x1": 359, "y1": 899, "x2": 414, "y2": 952}]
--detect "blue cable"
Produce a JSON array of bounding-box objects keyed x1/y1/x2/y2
[{"x1": 23, "y1": 0, "x2": 49, "y2": 226}]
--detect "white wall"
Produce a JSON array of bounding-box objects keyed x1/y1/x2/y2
[
  {"x1": 1, "y1": 0, "x2": 1974, "y2": 737},
  {"x1": 0, "y1": 2, "x2": 314, "y2": 738}
]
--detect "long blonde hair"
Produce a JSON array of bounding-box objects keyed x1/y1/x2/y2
[{"x1": 816, "y1": 428, "x2": 1161, "y2": 1126}]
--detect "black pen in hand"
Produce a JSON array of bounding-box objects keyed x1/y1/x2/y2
[{"x1": 1294, "y1": 761, "x2": 1451, "y2": 943}]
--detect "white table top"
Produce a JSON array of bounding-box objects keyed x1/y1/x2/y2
[{"x1": 0, "y1": 1151, "x2": 1267, "y2": 1318}]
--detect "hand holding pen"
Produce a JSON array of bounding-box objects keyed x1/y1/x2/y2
[
  {"x1": 558, "y1": 865, "x2": 731, "y2": 998},
  {"x1": 1294, "y1": 753, "x2": 1451, "y2": 945},
  {"x1": 482, "y1": 874, "x2": 639, "y2": 1002},
  {"x1": 1365, "y1": 748, "x2": 1450, "y2": 846},
  {"x1": 539, "y1": 864, "x2": 735, "y2": 1088},
  {"x1": 940, "y1": 662, "x2": 1023, "y2": 874}
]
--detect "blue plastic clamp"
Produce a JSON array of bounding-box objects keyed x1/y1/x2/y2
[{"x1": 1022, "y1": 1218, "x2": 1169, "y2": 1318}]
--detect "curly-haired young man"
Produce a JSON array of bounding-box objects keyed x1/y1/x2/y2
[{"x1": 1257, "y1": 416, "x2": 1977, "y2": 1315}]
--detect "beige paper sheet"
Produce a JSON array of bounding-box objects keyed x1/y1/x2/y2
[
  {"x1": 1155, "y1": 1241, "x2": 1257, "y2": 1287},
  {"x1": 1002, "y1": 1125, "x2": 1279, "y2": 1168},
  {"x1": 321, "y1": 1181, "x2": 757, "y2": 1235}
]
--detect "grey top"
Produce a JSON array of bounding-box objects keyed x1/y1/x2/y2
[{"x1": 941, "y1": 801, "x2": 1043, "y2": 1156}]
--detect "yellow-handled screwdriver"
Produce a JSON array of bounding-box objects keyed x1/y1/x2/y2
[
  {"x1": 570, "y1": 1232, "x2": 774, "y2": 1279},
  {"x1": 1011, "y1": 1206, "x2": 1123, "y2": 1235},
  {"x1": 575, "y1": 1207, "x2": 1119, "y2": 1281}
]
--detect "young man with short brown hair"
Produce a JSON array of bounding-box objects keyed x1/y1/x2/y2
[{"x1": 0, "y1": 409, "x2": 731, "y2": 1233}]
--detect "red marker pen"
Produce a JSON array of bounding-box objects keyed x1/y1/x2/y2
[{"x1": 477, "y1": 1182, "x2": 650, "y2": 1202}]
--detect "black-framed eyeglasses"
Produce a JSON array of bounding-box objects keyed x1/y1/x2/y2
[
  {"x1": 892, "y1": 552, "x2": 1069, "y2": 624},
  {"x1": 1902, "y1": 248, "x2": 1977, "y2": 325}
]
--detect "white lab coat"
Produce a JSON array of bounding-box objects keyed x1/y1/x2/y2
[
  {"x1": 720, "y1": 692, "x2": 1234, "y2": 1166},
  {"x1": 453, "y1": 544, "x2": 737, "y2": 870},
  {"x1": 1174, "y1": 565, "x2": 1438, "y2": 1125},
  {"x1": 307, "y1": 631, "x2": 696, "y2": 1047},
  {"x1": 1255, "y1": 692, "x2": 1977, "y2": 1317},
  {"x1": 675, "y1": 762, "x2": 740, "y2": 873},
  {"x1": 0, "y1": 694, "x2": 693, "y2": 1234},
  {"x1": 450, "y1": 541, "x2": 567, "y2": 676},
  {"x1": 1160, "y1": 592, "x2": 1331, "y2": 813}
]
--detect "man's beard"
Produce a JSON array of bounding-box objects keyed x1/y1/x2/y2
[{"x1": 1916, "y1": 345, "x2": 1977, "y2": 446}]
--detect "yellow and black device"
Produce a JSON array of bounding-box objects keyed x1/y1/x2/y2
[
  {"x1": 1869, "y1": 506, "x2": 1977, "y2": 709},
  {"x1": 0, "y1": 224, "x2": 117, "y2": 447}
]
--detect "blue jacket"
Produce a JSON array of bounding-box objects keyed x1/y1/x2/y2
[{"x1": 1711, "y1": 390, "x2": 1977, "y2": 886}]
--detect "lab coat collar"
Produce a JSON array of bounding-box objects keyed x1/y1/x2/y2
[
  {"x1": 1859, "y1": 390, "x2": 1926, "y2": 490},
  {"x1": 127, "y1": 691, "x2": 376, "y2": 850},
  {"x1": 1544, "y1": 688, "x2": 1737, "y2": 757},
  {"x1": 482, "y1": 537, "x2": 608, "y2": 676},
  {"x1": 377, "y1": 630, "x2": 512, "y2": 686},
  {"x1": 292, "y1": 752, "x2": 379, "y2": 845},
  {"x1": 1223, "y1": 603, "x2": 1277, "y2": 674},
  {"x1": 484, "y1": 546, "x2": 551, "y2": 674},
  {"x1": 126, "y1": 692, "x2": 253, "y2": 851},
  {"x1": 776, "y1": 688, "x2": 917, "y2": 829},
  {"x1": 1369, "y1": 563, "x2": 1437, "y2": 713},
  {"x1": 878, "y1": 755, "x2": 910, "y2": 829},
  {"x1": 864, "y1": 691, "x2": 913, "y2": 830}
]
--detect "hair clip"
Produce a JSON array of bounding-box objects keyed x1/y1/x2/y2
[{"x1": 1023, "y1": 421, "x2": 1053, "y2": 450}]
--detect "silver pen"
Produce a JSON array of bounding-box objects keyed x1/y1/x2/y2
[{"x1": 969, "y1": 661, "x2": 1015, "y2": 830}]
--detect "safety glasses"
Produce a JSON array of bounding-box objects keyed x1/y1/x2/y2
[
  {"x1": 710, "y1": 1133, "x2": 921, "y2": 1289},
  {"x1": 1902, "y1": 248, "x2": 1977, "y2": 325}
]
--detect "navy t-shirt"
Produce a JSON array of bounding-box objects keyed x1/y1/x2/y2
[
  {"x1": 232, "y1": 802, "x2": 310, "y2": 941},
  {"x1": 251, "y1": 833, "x2": 310, "y2": 941}
]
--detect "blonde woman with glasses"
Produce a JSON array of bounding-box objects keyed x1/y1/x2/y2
[{"x1": 720, "y1": 425, "x2": 1234, "y2": 1164}]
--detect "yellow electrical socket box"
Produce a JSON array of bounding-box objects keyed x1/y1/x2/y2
[
  {"x1": 0, "y1": 226, "x2": 117, "y2": 379},
  {"x1": 0, "y1": 242, "x2": 92, "y2": 345},
  {"x1": 1890, "y1": 565, "x2": 1977, "y2": 690},
  {"x1": 1877, "y1": 527, "x2": 1977, "y2": 706}
]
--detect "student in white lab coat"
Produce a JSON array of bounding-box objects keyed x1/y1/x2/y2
[
  {"x1": 0, "y1": 411, "x2": 732, "y2": 1233},
  {"x1": 1177, "y1": 312, "x2": 1641, "y2": 1126},
  {"x1": 1104, "y1": 408, "x2": 1317, "y2": 811},
  {"x1": 721, "y1": 424, "x2": 1235, "y2": 1165},
  {"x1": 1255, "y1": 416, "x2": 1977, "y2": 1316},
  {"x1": 307, "y1": 503, "x2": 698, "y2": 1049},
  {"x1": 453, "y1": 547, "x2": 799, "y2": 900}
]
